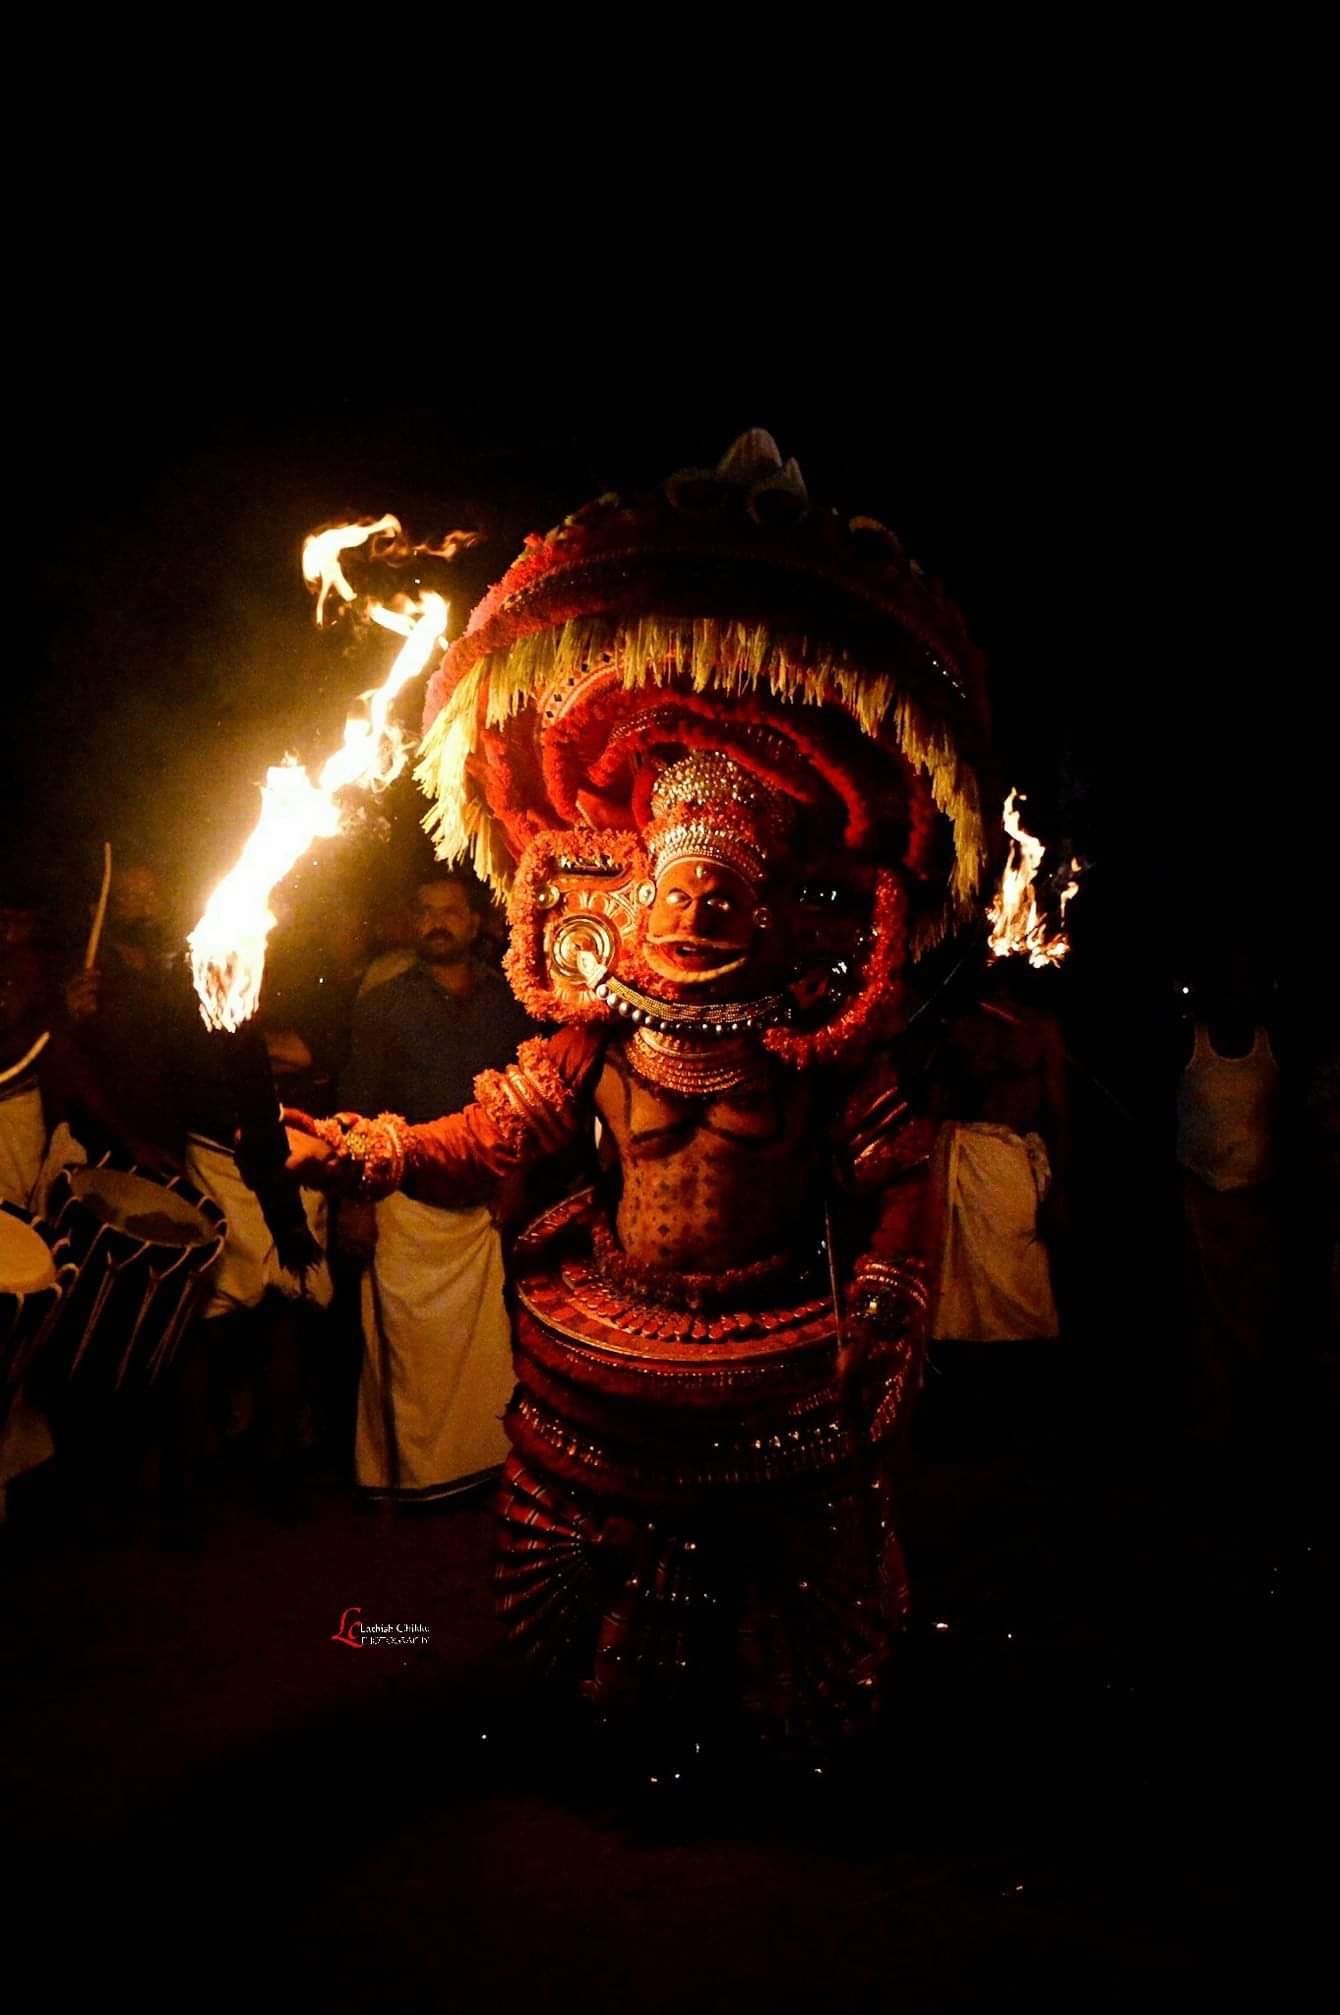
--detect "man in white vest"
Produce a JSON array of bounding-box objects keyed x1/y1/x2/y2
[{"x1": 1176, "y1": 950, "x2": 1280, "y2": 1448}]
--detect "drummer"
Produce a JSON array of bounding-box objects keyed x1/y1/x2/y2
[
  {"x1": 16, "y1": 856, "x2": 196, "y2": 1531},
  {"x1": 159, "y1": 911, "x2": 337, "y2": 1531},
  {"x1": 54, "y1": 856, "x2": 182, "y2": 1176},
  {"x1": 0, "y1": 866, "x2": 128, "y2": 1523}
]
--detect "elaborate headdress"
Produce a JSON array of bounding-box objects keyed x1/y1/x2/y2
[{"x1": 415, "y1": 430, "x2": 993, "y2": 1063}]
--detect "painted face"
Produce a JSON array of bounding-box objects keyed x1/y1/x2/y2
[
  {"x1": 643, "y1": 858, "x2": 763, "y2": 994},
  {"x1": 414, "y1": 880, "x2": 478, "y2": 965}
]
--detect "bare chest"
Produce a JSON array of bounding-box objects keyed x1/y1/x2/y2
[
  {"x1": 595, "y1": 1053, "x2": 812, "y2": 1164},
  {"x1": 594, "y1": 1048, "x2": 820, "y2": 1267}
]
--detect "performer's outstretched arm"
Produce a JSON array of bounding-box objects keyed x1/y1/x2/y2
[{"x1": 283, "y1": 1026, "x2": 604, "y2": 1207}]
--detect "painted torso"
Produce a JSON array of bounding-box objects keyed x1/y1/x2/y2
[{"x1": 594, "y1": 1034, "x2": 822, "y2": 1272}]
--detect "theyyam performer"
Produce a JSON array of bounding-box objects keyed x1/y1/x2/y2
[{"x1": 285, "y1": 430, "x2": 992, "y2": 1757}]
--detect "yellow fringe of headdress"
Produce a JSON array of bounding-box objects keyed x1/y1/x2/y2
[{"x1": 417, "y1": 616, "x2": 985, "y2": 934}]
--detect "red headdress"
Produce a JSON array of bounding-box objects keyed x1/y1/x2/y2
[{"x1": 416, "y1": 431, "x2": 991, "y2": 1063}]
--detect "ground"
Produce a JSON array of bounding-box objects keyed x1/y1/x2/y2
[{"x1": 2, "y1": 1337, "x2": 1332, "y2": 2015}]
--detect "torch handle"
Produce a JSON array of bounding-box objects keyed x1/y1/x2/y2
[{"x1": 218, "y1": 1023, "x2": 323, "y2": 1279}]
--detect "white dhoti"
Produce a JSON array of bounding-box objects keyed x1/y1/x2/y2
[
  {"x1": 930, "y1": 1121, "x2": 1060, "y2": 1342},
  {"x1": 356, "y1": 1191, "x2": 513, "y2": 1501},
  {"x1": 184, "y1": 1135, "x2": 333, "y2": 1319},
  {"x1": 0, "y1": 1086, "x2": 48, "y2": 1209}
]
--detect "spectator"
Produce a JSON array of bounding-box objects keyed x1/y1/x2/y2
[
  {"x1": 905, "y1": 953, "x2": 1071, "y2": 1474},
  {"x1": 928, "y1": 954, "x2": 1069, "y2": 1347},
  {"x1": 52, "y1": 856, "x2": 181, "y2": 1175},
  {"x1": 339, "y1": 867, "x2": 537, "y2": 1506},
  {"x1": 160, "y1": 932, "x2": 336, "y2": 1536},
  {"x1": 356, "y1": 877, "x2": 416, "y2": 999},
  {"x1": 1176, "y1": 948, "x2": 1281, "y2": 1450}
]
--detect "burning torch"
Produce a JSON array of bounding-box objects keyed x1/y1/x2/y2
[
  {"x1": 986, "y1": 789, "x2": 1081, "y2": 968},
  {"x1": 187, "y1": 520, "x2": 451, "y2": 1269}
]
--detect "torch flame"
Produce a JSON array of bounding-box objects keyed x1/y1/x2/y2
[
  {"x1": 301, "y1": 517, "x2": 482, "y2": 627},
  {"x1": 188, "y1": 556, "x2": 448, "y2": 1032},
  {"x1": 986, "y1": 789, "x2": 1081, "y2": 968},
  {"x1": 300, "y1": 515, "x2": 402, "y2": 625}
]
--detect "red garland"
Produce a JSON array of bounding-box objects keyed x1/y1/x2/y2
[
  {"x1": 467, "y1": 1038, "x2": 589, "y2": 1162},
  {"x1": 539, "y1": 666, "x2": 623, "y2": 826},
  {"x1": 766, "y1": 868, "x2": 907, "y2": 1071},
  {"x1": 474, "y1": 675, "x2": 934, "y2": 890},
  {"x1": 476, "y1": 722, "x2": 550, "y2": 859},
  {"x1": 469, "y1": 1067, "x2": 534, "y2": 1163},
  {"x1": 511, "y1": 1034, "x2": 585, "y2": 1129}
]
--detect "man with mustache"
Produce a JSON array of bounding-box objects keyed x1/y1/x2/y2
[
  {"x1": 644, "y1": 862, "x2": 756, "y2": 977},
  {"x1": 338, "y1": 867, "x2": 536, "y2": 1507}
]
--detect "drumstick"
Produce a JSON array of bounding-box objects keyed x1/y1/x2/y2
[{"x1": 84, "y1": 842, "x2": 112, "y2": 971}]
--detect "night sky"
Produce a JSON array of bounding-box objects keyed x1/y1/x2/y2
[{"x1": 12, "y1": 326, "x2": 1260, "y2": 1031}]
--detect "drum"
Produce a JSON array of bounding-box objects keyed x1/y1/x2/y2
[
  {"x1": 1, "y1": 1199, "x2": 76, "y2": 1418},
  {"x1": 40, "y1": 1158, "x2": 226, "y2": 1392}
]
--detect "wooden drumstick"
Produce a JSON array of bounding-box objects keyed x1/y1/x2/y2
[{"x1": 84, "y1": 842, "x2": 112, "y2": 971}]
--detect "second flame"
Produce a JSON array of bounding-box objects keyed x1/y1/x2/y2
[{"x1": 987, "y1": 789, "x2": 1080, "y2": 968}]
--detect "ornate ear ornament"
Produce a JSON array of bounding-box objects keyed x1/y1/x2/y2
[
  {"x1": 503, "y1": 830, "x2": 652, "y2": 1023},
  {"x1": 549, "y1": 912, "x2": 617, "y2": 989}
]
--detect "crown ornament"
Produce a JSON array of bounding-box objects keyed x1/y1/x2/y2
[{"x1": 646, "y1": 753, "x2": 791, "y2": 889}]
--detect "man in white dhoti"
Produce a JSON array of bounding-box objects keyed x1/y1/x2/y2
[
  {"x1": 162, "y1": 953, "x2": 338, "y2": 1535},
  {"x1": 339, "y1": 869, "x2": 536, "y2": 1505},
  {"x1": 928, "y1": 964, "x2": 1068, "y2": 1345},
  {"x1": 931, "y1": 1121, "x2": 1061, "y2": 1342},
  {"x1": 900, "y1": 966, "x2": 1070, "y2": 1609}
]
